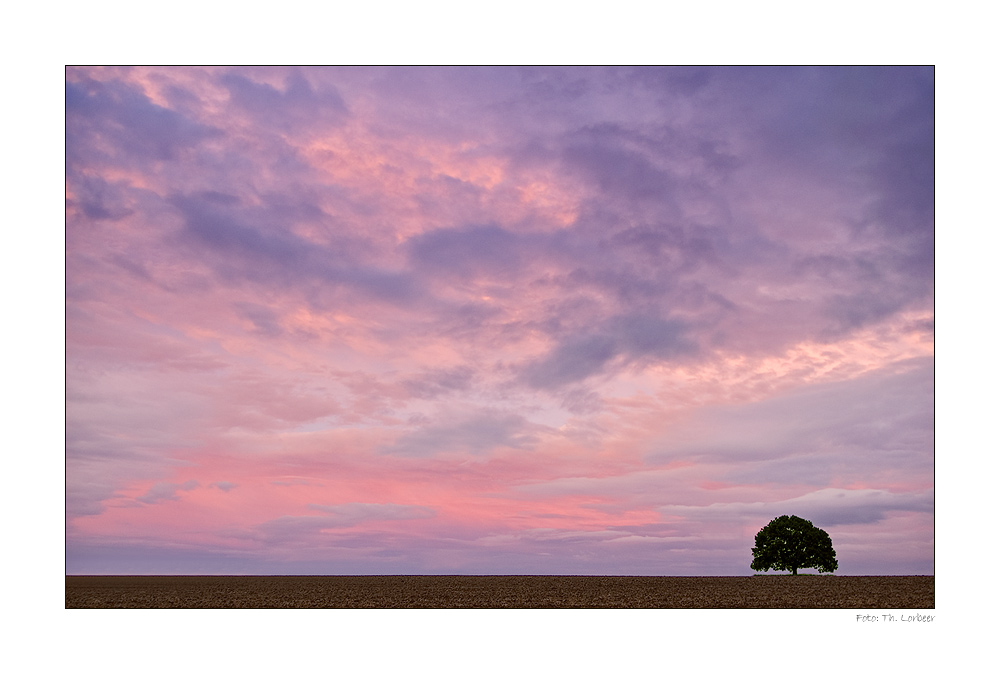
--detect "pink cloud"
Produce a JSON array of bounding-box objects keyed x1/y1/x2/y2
[{"x1": 67, "y1": 66, "x2": 933, "y2": 575}]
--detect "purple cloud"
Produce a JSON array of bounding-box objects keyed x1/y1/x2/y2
[{"x1": 66, "y1": 67, "x2": 934, "y2": 576}]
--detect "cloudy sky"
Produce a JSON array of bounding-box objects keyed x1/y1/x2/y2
[{"x1": 66, "y1": 66, "x2": 933, "y2": 575}]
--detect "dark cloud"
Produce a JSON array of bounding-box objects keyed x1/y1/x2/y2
[
  {"x1": 823, "y1": 290, "x2": 910, "y2": 336},
  {"x1": 522, "y1": 314, "x2": 696, "y2": 390},
  {"x1": 221, "y1": 67, "x2": 349, "y2": 131},
  {"x1": 168, "y1": 190, "x2": 422, "y2": 305},
  {"x1": 71, "y1": 175, "x2": 134, "y2": 221},
  {"x1": 613, "y1": 314, "x2": 693, "y2": 358},
  {"x1": 137, "y1": 479, "x2": 199, "y2": 504},
  {"x1": 610, "y1": 223, "x2": 721, "y2": 272},
  {"x1": 625, "y1": 65, "x2": 714, "y2": 96},
  {"x1": 407, "y1": 224, "x2": 532, "y2": 280},
  {"x1": 563, "y1": 267, "x2": 668, "y2": 305},
  {"x1": 382, "y1": 409, "x2": 538, "y2": 456},
  {"x1": 247, "y1": 504, "x2": 436, "y2": 544},
  {"x1": 658, "y1": 488, "x2": 934, "y2": 528},
  {"x1": 506, "y1": 70, "x2": 931, "y2": 347},
  {"x1": 562, "y1": 124, "x2": 679, "y2": 203},
  {"x1": 170, "y1": 191, "x2": 309, "y2": 267},
  {"x1": 860, "y1": 73, "x2": 934, "y2": 289},
  {"x1": 523, "y1": 333, "x2": 617, "y2": 389},
  {"x1": 66, "y1": 541, "x2": 267, "y2": 575},
  {"x1": 725, "y1": 67, "x2": 933, "y2": 287},
  {"x1": 406, "y1": 219, "x2": 712, "y2": 307},
  {"x1": 66, "y1": 74, "x2": 221, "y2": 165}
]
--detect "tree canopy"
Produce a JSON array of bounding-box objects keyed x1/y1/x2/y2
[{"x1": 751, "y1": 515, "x2": 838, "y2": 575}]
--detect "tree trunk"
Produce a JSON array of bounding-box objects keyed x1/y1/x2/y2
[{"x1": 792, "y1": 567, "x2": 797, "y2": 575}]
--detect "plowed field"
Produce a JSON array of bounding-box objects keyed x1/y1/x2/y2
[{"x1": 66, "y1": 575, "x2": 933, "y2": 608}]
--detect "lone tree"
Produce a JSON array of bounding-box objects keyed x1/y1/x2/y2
[{"x1": 751, "y1": 515, "x2": 838, "y2": 575}]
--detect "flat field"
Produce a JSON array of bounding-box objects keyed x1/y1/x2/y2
[{"x1": 65, "y1": 575, "x2": 933, "y2": 608}]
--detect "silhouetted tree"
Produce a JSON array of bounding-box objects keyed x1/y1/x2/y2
[{"x1": 751, "y1": 515, "x2": 838, "y2": 575}]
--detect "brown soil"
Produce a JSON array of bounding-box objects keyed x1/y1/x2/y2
[{"x1": 65, "y1": 575, "x2": 933, "y2": 608}]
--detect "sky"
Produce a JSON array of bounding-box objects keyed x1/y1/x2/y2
[{"x1": 65, "y1": 66, "x2": 934, "y2": 575}]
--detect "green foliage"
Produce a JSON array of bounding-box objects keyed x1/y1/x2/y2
[{"x1": 750, "y1": 515, "x2": 838, "y2": 575}]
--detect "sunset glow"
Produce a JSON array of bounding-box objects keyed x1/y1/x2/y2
[{"x1": 66, "y1": 66, "x2": 933, "y2": 575}]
